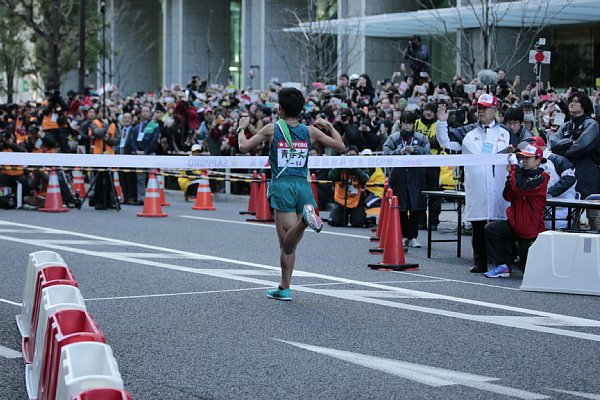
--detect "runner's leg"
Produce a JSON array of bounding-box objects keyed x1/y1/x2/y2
[{"x1": 275, "y1": 210, "x2": 305, "y2": 288}]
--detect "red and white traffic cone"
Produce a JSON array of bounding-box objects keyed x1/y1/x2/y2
[
  {"x1": 239, "y1": 170, "x2": 258, "y2": 215},
  {"x1": 112, "y1": 171, "x2": 123, "y2": 202},
  {"x1": 369, "y1": 188, "x2": 393, "y2": 253},
  {"x1": 157, "y1": 170, "x2": 170, "y2": 206},
  {"x1": 192, "y1": 171, "x2": 216, "y2": 210},
  {"x1": 246, "y1": 173, "x2": 273, "y2": 223},
  {"x1": 137, "y1": 171, "x2": 168, "y2": 217},
  {"x1": 71, "y1": 168, "x2": 86, "y2": 197}
]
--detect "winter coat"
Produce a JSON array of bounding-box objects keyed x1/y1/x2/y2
[
  {"x1": 542, "y1": 150, "x2": 577, "y2": 229},
  {"x1": 436, "y1": 120, "x2": 511, "y2": 221},
  {"x1": 383, "y1": 131, "x2": 430, "y2": 211},
  {"x1": 503, "y1": 165, "x2": 549, "y2": 239},
  {"x1": 548, "y1": 116, "x2": 600, "y2": 199}
]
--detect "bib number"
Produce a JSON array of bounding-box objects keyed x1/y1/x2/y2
[{"x1": 277, "y1": 140, "x2": 308, "y2": 168}]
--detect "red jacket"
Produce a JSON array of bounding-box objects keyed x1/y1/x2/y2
[{"x1": 503, "y1": 165, "x2": 550, "y2": 239}]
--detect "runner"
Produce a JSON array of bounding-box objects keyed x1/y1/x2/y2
[{"x1": 237, "y1": 88, "x2": 346, "y2": 301}]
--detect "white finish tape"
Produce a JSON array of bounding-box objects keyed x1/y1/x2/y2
[{"x1": 0, "y1": 152, "x2": 508, "y2": 169}]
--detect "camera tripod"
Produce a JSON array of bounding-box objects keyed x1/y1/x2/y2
[{"x1": 77, "y1": 171, "x2": 121, "y2": 211}]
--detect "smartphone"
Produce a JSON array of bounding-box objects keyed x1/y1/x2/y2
[
  {"x1": 553, "y1": 112, "x2": 565, "y2": 126},
  {"x1": 419, "y1": 72, "x2": 428, "y2": 78},
  {"x1": 417, "y1": 86, "x2": 426, "y2": 94},
  {"x1": 465, "y1": 84, "x2": 476, "y2": 93}
]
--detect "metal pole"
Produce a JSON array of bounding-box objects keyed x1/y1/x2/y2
[
  {"x1": 78, "y1": 0, "x2": 86, "y2": 93},
  {"x1": 101, "y1": 0, "x2": 106, "y2": 107}
]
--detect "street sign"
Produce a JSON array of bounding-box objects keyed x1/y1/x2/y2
[{"x1": 529, "y1": 50, "x2": 551, "y2": 64}]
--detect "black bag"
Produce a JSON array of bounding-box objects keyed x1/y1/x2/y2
[
  {"x1": 92, "y1": 172, "x2": 112, "y2": 210},
  {"x1": 0, "y1": 194, "x2": 17, "y2": 209}
]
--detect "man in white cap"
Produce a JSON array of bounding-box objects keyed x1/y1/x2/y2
[{"x1": 436, "y1": 93, "x2": 512, "y2": 273}]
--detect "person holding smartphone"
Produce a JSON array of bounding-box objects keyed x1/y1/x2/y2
[{"x1": 383, "y1": 111, "x2": 431, "y2": 248}]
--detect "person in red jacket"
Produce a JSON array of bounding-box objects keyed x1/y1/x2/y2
[{"x1": 483, "y1": 143, "x2": 550, "y2": 278}]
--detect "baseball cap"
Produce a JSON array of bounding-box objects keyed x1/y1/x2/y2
[
  {"x1": 525, "y1": 136, "x2": 546, "y2": 147},
  {"x1": 519, "y1": 144, "x2": 543, "y2": 159},
  {"x1": 349, "y1": 74, "x2": 360, "y2": 81},
  {"x1": 191, "y1": 144, "x2": 202, "y2": 152},
  {"x1": 204, "y1": 108, "x2": 213, "y2": 114},
  {"x1": 360, "y1": 148, "x2": 373, "y2": 156},
  {"x1": 475, "y1": 93, "x2": 499, "y2": 108}
]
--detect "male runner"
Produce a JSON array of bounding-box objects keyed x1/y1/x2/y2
[{"x1": 237, "y1": 88, "x2": 346, "y2": 300}]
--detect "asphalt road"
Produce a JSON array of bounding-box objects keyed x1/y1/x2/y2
[{"x1": 1, "y1": 191, "x2": 599, "y2": 399}]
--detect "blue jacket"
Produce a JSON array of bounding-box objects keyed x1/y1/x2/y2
[{"x1": 131, "y1": 120, "x2": 160, "y2": 155}]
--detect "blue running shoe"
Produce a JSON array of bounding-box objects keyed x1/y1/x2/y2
[
  {"x1": 267, "y1": 287, "x2": 292, "y2": 301},
  {"x1": 485, "y1": 264, "x2": 510, "y2": 278},
  {"x1": 303, "y1": 204, "x2": 323, "y2": 233}
]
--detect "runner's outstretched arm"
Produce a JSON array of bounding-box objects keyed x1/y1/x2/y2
[
  {"x1": 237, "y1": 116, "x2": 274, "y2": 153},
  {"x1": 309, "y1": 118, "x2": 346, "y2": 153}
]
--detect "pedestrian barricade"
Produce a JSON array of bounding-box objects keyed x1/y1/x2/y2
[
  {"x1": 520, "y1": 231, "x2": 600, "y2": 296},
  {"x1": 55, "y1": 342, "x2": 124, "y2": 400},
  {"x1": 26, "y1": 286, "x2": 87, "y2": 399},
  {"x1": 23, "y1": 266, "x2": 78, "y2": 364},
  {"x1": 17, "y1": 251, "x2": 68, "y2": 338}
]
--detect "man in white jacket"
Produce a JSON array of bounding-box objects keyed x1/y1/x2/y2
[{"x1": 436, "y1": 94, "x2": 511, "y2": 273}]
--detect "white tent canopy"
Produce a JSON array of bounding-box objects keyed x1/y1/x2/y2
[{"x1": 284, "y1": 0, "x2": 600, "y2": 38}]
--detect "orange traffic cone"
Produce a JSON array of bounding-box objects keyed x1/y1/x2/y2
[
  {"x1": 137, "y1": 171, "x2": 168, "y2": 217},
  {"x1": 369, "y1": 196, "x2": 419, "y2": 271},
  {"x1": 246, "y1": 173, "x2": 273, "y2": 223},
  {"x1": 72, "y1": 168, "x2": 86, "y2": 197},
  {"x1": 112, "y1": 171, "x2": 123, "y2": 202},
  {"x1": 369, "y1": 189, "x2": 393, "y2": 253},
  {"x1": 371, "y1": 178, "x2": 388, "y2": 232},
  {"x1": 239, "y1": 170, "x2": 258, "y2": 215},
  {"x1": 157, "y1": 170, "x2": 170, "y2": 206},
  {"x1": 370, "y1": 186, "x2": 390, "y2": 242},
  {"x1": 39, "y1": 169, "x2": 69, "y2": 213},
  {"x1": 192, "y1": 171, "x2": 216, "y2": 210}
]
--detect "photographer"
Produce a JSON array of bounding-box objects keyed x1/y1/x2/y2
[
  {"x1": 383, "y1": 111, "x2": 431, "y2": 248},
  {"x1": 327, "y1": 146, "x2": 371, "y2": 227},
  {"x1": 404, "y1": 35, "x2": 430, "y2": 79},
  {"x1": 333, "y1": 108, "x2": 362, "y2": 151},
  {"x1": 41, "y1": 90, "x2": 70, "y2": 153},
  {"x1": 0, "y1": 130, "x2": 31, "y2": 205}
]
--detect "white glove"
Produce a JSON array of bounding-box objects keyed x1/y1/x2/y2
[{"x1": 508, "y1": 154, "x2": 518, "y2": 166}]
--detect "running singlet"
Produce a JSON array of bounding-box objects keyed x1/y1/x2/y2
[{"x1": 269, "y1": 122, "x2": 311, "y2": 179}]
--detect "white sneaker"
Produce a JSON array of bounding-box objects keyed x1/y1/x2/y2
[{"x1": 408, "y1": 238, "x2": 422, "y2": 248}]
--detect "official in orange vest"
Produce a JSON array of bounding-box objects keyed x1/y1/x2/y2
[
  {"x1": 41, "y1": 90, "x2": 70, "y2": 152},
  {"x1": 89, "y1": 106, "x2": 120, "y2": 154},
  {"x1": 0, "y1": 129, "x2": 31, "y2": 204},
  {"x1": 327, "y1": 146, "x2": 371, "y2": 227}
]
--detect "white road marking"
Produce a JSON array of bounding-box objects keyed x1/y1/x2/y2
[
  {"x1": 0, "y1": 345, "x2": 22, "y2": 359},
  {"x1": 180, "y1": 215, "x2": 371, "y2": 239},
  {"x1": 277, "y1": 340, "x2": 549, "y2": 399},
  {"x1": 0, "y1": 298, "x2": 21, "y2": 307},
  {"x1": 84, "y1": 286, "x2": 271, "y2": 302},
  {"x1": 548, "y1": 389, "x2": 600, "y2": 399},
  {"x1": 1, "y1": 221, "x2": 600, "y2": 342}
]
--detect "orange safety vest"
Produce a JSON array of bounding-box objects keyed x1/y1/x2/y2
[
  {"x1": 1, "y1": 149, "x2": 24, "y2": 176},
  {"x1": 42, "y1": 109, "x2": 60, "y2": 131},
  {"x1": 89, "y1": 120, "x2": 116, "y2": 155},
  {"x1": 333, "y1": 171, "x2": 362, "y2": 208}
]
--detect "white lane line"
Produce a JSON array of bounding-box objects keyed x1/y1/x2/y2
[
  {"x1": 0, "y1": 345, "x2": 22, "y2": 359},
  {"x1": 84, "y1": 286, "x2": 270, "y2": 302},
  {"x1": 548, "y1": 388, "x2": 600, "y2": 399},
  {"x1": 180, "y1": 215, "x2": 371, "y2": 239},
  {"x1": 1, "y1": 221, "x2": 600, "y2": 342},
  {"x1": 0, "y1": 298, "x2": 21, "y2": 307},
  {"x1": 396, "y1": 270, "x2": 522, "y2": 291},
  {"x1": 277, "y1": 340, "x2": 549, "y2": 400}
]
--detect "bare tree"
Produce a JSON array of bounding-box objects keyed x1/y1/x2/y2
[
  {"x1": 268, "y1": 0, "x2": 361, "y2": 85},
  {"x1": 0, "y1": 2, "x2": 26, "y2": 102},
  {"x1": 0, "y1": 0, "x2": 102, "y2": 91},
  {"x1": 412, "y1": 0, "x2": 572, "y2": 80},
  {"x1": 108, "y1": 0, "x2": 156, "y2": 92}
]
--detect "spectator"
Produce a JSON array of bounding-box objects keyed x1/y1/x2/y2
[
  {"x1": 383, "y1": 111, "x2": 430, "y2": 248},
  {"x1": 503, "y1": 107, "x2": 533, "y2": 146},
  {"x1": 404, "y1": 35, "x2": 430, "y2": 79},
  {"x1": 131, "y1": 105, "x2": 160, "y2": 204},
  {"x1": 484, "y1": 144, "x2": 549, "y2": 277},
  {"x1": 549, "y1": 91, "x2": 600, "y2": 229},
  {"x1": 117, "y1": 112, "x2": 137, "y2": 204},
  {"x1": 436, "y1": 94, "x2": 512, "y2": 273},
  {"x1": 327, "y1": 146, "x2": 371, "y2": 227}
]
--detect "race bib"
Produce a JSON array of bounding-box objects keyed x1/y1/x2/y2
[{"x1": 277, "y1": 140, "x2": 308, "y2": 168}]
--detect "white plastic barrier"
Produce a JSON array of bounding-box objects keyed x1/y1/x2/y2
[
  {"x1": 520, "y1": 231, "x2": 600, "y2": 296},
  {"x1": 55, "y1": 342, "x2": 124, "y2": 400},
  {"x1": 25, "y1": 285, "x2": 86, "y2": 400},
  {"x1": 16, "y1": 251, "x2": 67, "y2": 337}
]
